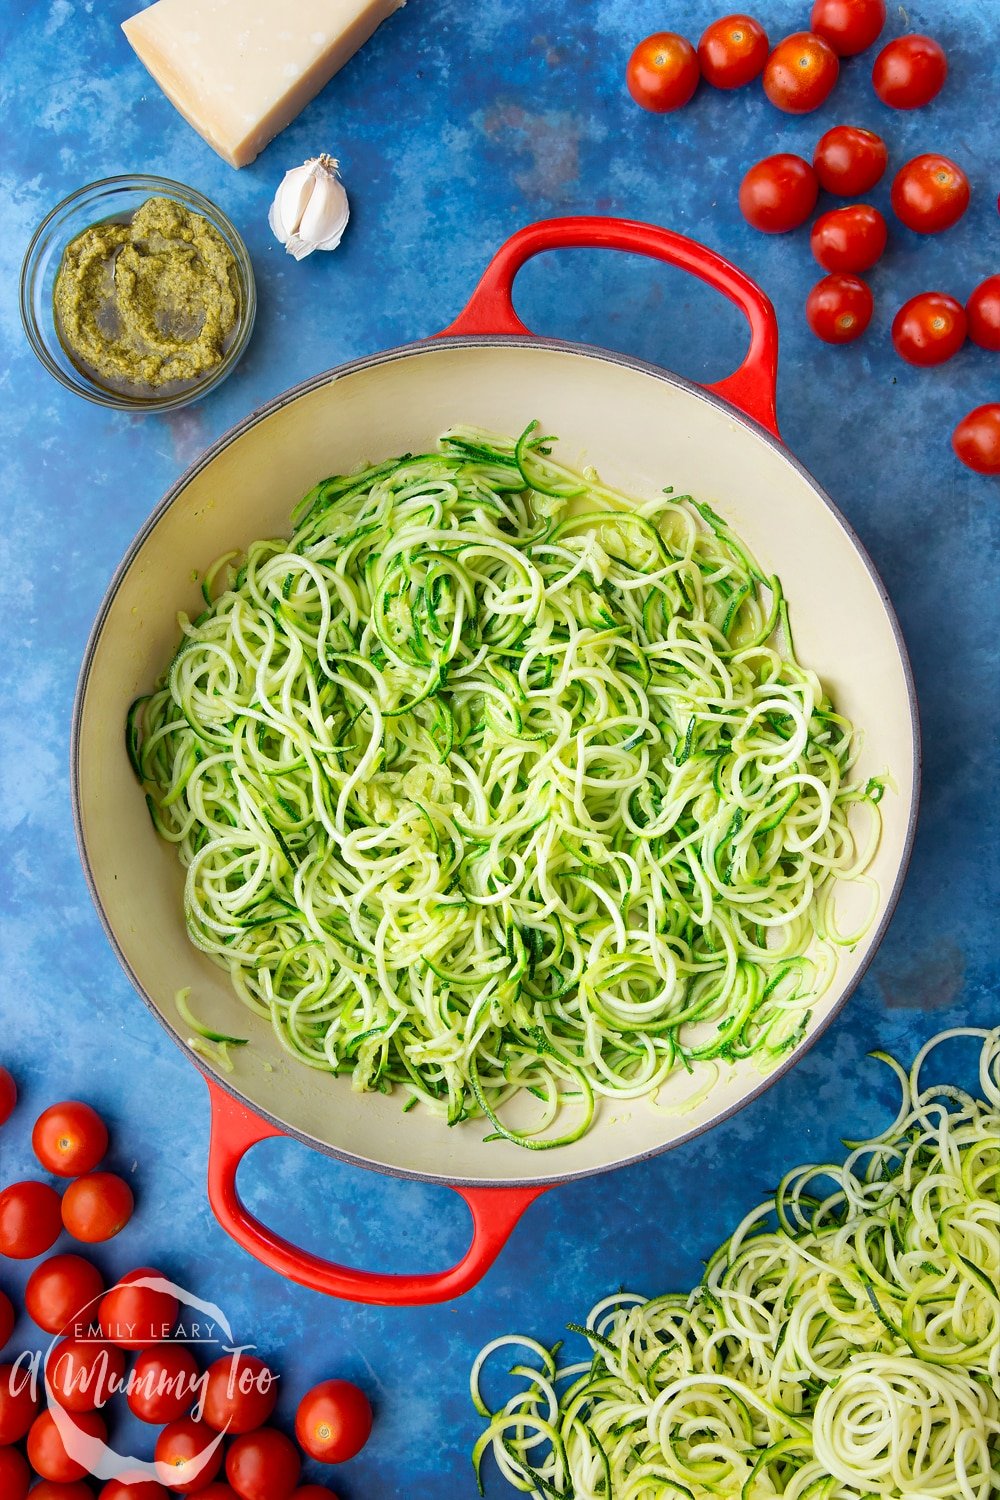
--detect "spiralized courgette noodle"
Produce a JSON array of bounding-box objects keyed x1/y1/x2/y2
[
  {"x1": 471, "y1": 1027, "x2": 1000, "y2": 1498},
  {"x1": 130, "y1": 424, "x2": 885, "y2": 1146}
]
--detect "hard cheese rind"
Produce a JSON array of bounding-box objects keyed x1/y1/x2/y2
[{"x1": 122, "y1": 0, "x2": 404, "y2": 168}]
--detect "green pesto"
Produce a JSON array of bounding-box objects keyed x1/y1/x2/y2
[{"x1": 53, "y1": 196, "x2": 239, "y2": 392}]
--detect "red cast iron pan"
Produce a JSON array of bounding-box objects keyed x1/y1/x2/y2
[{"x1": 72, "y1": 217, "x2": 919, "y2": 1303}]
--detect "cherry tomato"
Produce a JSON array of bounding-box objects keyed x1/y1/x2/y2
[
  {"x1": 763, "y1": 32, "x2": 839, "y2": 114},
  {"x1": 99, "y1": 1268, "x2": 178, "y2": 1350},
  {"x1": 872, "y1": 34, "x2": 947, "y2": 108},
  {"x1": 697, "y1": 14, "x2": 768, "y2": 89},
  {"x1": 0, "y1": 1067, "x2": 15, "y2": 1126},
  {"x1": 292, "y1": 1491, "x2": 340, "y2": 1500},
  {"x1": 226, "y1": 1429, "x2": 301, "y2": 1500},
  {"x1": 626, "y1": 32, "x2": 699, "y2": 112},
  {"x1": 967, "y1": 276, "x2": 1000, "y2": 351},
  {"x1": 810, "y1": 0, "x2": 885, "y2": 56},
  {"x1": 892, "y1": 292, "x2": 966, "y2": 366},
  {"x1": 128, "y1": 1345, "x2": 201, "y2": 1424},
  {"x1": 47, "y1": 1334, "x2": 127, "y2": 1412},
  {"x1": 26, "y1": 1254, "x2": 105, "y2": 1336},
  {"x1": 0, "y1": 1360, "x2": 41, "y2": 1442},
  {"x1": 0, "y1": 1180, "x2": 62, "y2": 1259},
  {"x1": 61, "y1": 1172, "x2": 133, "y2": 1244},
  {"x1": 0, "y1": 1288, "x2": 14, "y2": 1348},
  {"x1": 27, "y1": 1407, "x2": 107, "y2": 1483},
  {"x1": 813, "y1": 124, "x2": 887, "y2": 195},
  {"x1": 101, "y1": 1480, "x2": 171, "y2": 1499},
  {"x1": 30, "y1": 1484, "x2": 96, "y2": 1500},
  {"x1": 155, "y1": 1416, "x2": 224, "y2": 1495},
  {"x1": 194, "y1": 1489, "x2": 240, "y2": 1498},
  {"x1": 891, "y1": 154, "x2": 969, "y2": 234},
  {"x1": 295, "y1": 1380, "x2": 372, "y2": 1464},
  {"x1": 810, "y1": 204, "x2": 887, "y2": 273},
  {"x1": 739, "y1": 154, "x2": 818, "y2": 233},
  {"x1": 33, "y1": 1102, "x2": 109, "y2": 1178},
  {"x1": 0, "y1": 1446, "x2": 31, "y2": 1500},
  {"x1": 806, "y1": 274, "x2": 873, "y2": 343},
  {"x1": 201, "y1": 1353, "x2": 278, "y2": 1434},
  {"x1": 953, "y1": 405, "x2": 1000, "y2": 475}
]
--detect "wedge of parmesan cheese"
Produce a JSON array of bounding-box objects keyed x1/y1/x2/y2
[{"x1": 122, "y1": 0, "x2": 404, "y2": 168}]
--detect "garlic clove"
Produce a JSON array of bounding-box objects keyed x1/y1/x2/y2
[
  {"x1": 271, "y1": 172, "x2": 313, "y2": 242},
  {"x1": 300, "y1": 181, "x2": 347, "y2": 247},
  {"x1": 268, "y1": 154, "x2": 350, "y2": 261}
]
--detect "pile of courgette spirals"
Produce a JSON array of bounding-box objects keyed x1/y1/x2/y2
[
  {"x1": 472, "y1": 1027, "x2": 1000, "y2": 1497},
  {"x1": 130, "y1": 423, "x2": 883, "y2": 1145}
]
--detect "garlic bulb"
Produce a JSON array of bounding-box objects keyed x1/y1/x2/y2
[{"x1": 268, "y1": 155, "x2": 350, "y2": 261}]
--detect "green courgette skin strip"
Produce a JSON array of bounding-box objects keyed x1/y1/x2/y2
[
  {"x1": 131, "y1": 424, "x2": 884, "y2": 1147},
  {"x1": 472, "y1": 1027, "x2": 1000, "y2": 1496}
]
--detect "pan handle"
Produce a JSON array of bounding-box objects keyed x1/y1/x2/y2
[
  {"x1": 204, "y1": 1078, "x2": 549, "y2": 1305},
  {"x1": 438, "y1": 216, "x2": 780, "y2": 437}
]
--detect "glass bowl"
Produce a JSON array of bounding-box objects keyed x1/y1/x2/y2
[{"x1": 20, "y1": 174, "x2": 256, "y2": 412}]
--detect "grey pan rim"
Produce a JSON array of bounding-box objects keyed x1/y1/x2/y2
[{"x1": 70, "y1": 332, "x2": 922, "y2": 1190}]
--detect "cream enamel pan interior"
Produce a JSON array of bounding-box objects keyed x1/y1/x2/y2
[{"x1": 74, "y1": 334, "x2": 918, "y2": 1191}]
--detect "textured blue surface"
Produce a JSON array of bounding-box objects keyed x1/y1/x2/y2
[{"x1": 0, "y1": 0, "x2": 998, "y2": 1494}]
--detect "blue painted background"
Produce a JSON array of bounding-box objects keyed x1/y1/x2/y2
[{"x1": 0, "y1": 0, "x2": 997, "y2": 1493}]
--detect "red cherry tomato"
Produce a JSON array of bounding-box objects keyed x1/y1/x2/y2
[
  {"x1": 739, "y1": 154, "x2": 818, "y2": 233},
  {"x1": 194, "y1": 1488, "x2": 240, "y2": 1498},
  {"x1": 27, "y1": 1407, "x2": 107, "y2": 1483},
  {"x1": 806, "y1": 274, "x2": 873, "y2": 343},
  {"x1": 201, "y1": 1353, "x2": 278, "y2": 1434},
  {"x1": 0, "y1": 1360, "x2": 41, "y2": 1442},
  {"x1": 763, "y1": 32, "x2": 839, "y2": 114},
  {"x1": 47, "y1": 1334, "x2": 127, "y2": 1411},
  {"x1": 26, "y1": 1253, "x2": 105, "y2": 1336},
  {"x1": 813, "y1": 125, "x2": 887, "y2": 194},
  {"x1": 891, "y1": 154, "x2": 969, "y2": 234},
  {"x1": 61, "y1": 1172, "x2": 133, "y2": 1244},
  {"x1": 155, "y1": 1416, "x2": 224, "y2": 1495},
  {"x1": 101, "y1": 1480, "x2": 171, "y2": 1499},
  {"x1": 30, "y1": 1484, "x2": 96, "y2": 1500},
  {"x1": 295, "y1": 1380, "x2": 373, "y2": 1464},
  {"x1": 99, "y1": 1268, "x2": 178, "y2": 1350},
  {"x1": 872, "y1": 34, "x2": 946, "y2": 108},
  {"x1": 697, "y1": 14, "x2": 769, "y2": 89},
  {"x1": 626, "y1": 32, "x2": 699, "y2": 112},
  {"x1": 0, "y1": 1446, "x2": 31, "y2": 1500},
  {"x1": 0, "y1": 1180, "x2": 62, "y2": 1259},
  {"x1": 226, "y1": 1429, "x2": 301, "y2": 1500},
  {"x1": 810, "y1": 0, "x2": 885, "y2": 56},
  {"x1": 810, "y1": 204, "x2": 887, "y2": 272},
  {"x1": 953, "y1": 405, "x2": 1000, "y2": 475},
  {"x1": 892, "y1": 292, "x2": 966, "y2": 366},
  {"x1": 0, "y1": 1288, "x2": 14, "y2": 1348},
  {"x1": 0, "y1": 1067, "x2": 15, "y2": 1126},
  {"x1": 967, "y1": 276, "x2": 1000, "y2": 351},
  {"x1": 292, "y1": 1491, "x2": 340, "y2": 1500},
  {"x1": 32, "y1": 1102, "x2": 109, "y2": 1178},
  {"x1": 128, "y1": 1345, "x2": 202, "y2": 1424}
]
